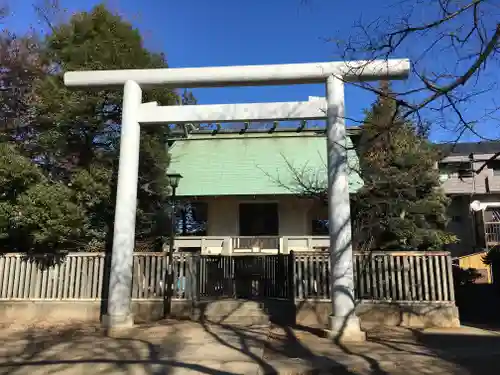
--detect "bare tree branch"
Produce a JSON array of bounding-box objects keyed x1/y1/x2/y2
[
  {"x1": 0, "y1": 3, "x2": 7, "y2": 21},
  {"x1": 327, "y1": 0, "x2": 500, "y2": 145},
  {"x1": 32, "y1": 0, "x2": 63, "y2": 33}
]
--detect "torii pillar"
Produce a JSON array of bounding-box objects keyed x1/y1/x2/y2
[{"x1": 64, "y1": 58, "x2": 410, "y2": 341}]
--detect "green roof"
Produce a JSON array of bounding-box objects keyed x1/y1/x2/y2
[{"x1": 168, "y1": 131, "x2": 363, "y2": 197}]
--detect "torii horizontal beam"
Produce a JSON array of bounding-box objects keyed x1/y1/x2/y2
[
  {"x1": 138, "y1": 100, "x2": 327, "y2": 124},
  {"x1": 64, "y1": 59, "x2": 410, "y2": 88}
]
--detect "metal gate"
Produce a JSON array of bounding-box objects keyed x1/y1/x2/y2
[{"x1": 198, "y1": 254, "x2": 293, "y2": 300}]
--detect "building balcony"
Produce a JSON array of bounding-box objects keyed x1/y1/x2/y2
[
  {"x1": 440, "y1": 176, "x2": 486, "y2": 195},
  {"x1": 486, "y1": 175, "x2": 500, "y2": 193},
  {"x1": 485, "y1": 222, "x2": 500, "y2": 247},
  {"x1": 172, "y1": 235, "x2": 330, "y2": 254}
]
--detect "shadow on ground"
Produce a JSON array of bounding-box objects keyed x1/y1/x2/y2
[
  {"x1": 455, "y1": 283, "x2": 500, "y2": 328},
  {"x1": 0, "y1": 322, "x2": 238, "y2": 375},
  {"x1": 2, "y1": 312, "x2": 500, "y2": 374},
  {"x1": 413, "y1": 327, "x2": 500, "y2": 375},
  {"x1": 0, "y1": 318, "x2": 357, "y2": 375}
]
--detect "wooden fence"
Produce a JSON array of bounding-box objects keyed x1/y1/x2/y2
[
  {"x1": 0, "y1": 251, "x2": 455, "y2": 303},
  {"x1": 0, "y1": 253, "x2": 106, "y2": 300},
  {"x1": 294, "y1": 251, "x2": 455, "y2": 302}
]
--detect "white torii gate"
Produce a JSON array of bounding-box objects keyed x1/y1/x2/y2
[{"x1": 64, "y1": 59, "x2": 410, "y2": 341}]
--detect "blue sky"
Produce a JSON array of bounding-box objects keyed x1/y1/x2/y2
[{"x1": 5, "y1": 0, "x2": 498, "y2": 142}]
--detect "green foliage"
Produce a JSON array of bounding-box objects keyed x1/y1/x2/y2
[
  {"x1": 0, "y1": 144, "x2": 84, "y2": 252},
  {"x1": 482, "y1": 245, "x2": 500, "y2": 266},
  {"x1": 352, "y1": 83, "x2": 456, "y2": 251},
  {"x1": 13, "y1": 183, "x2": 85, "y2": 249},
  {"x1": 37, "y1": 4, "x2": 181, "y2": 248},
  {"x1": 1, "y1": 3, "x2": 188, "y2": 254},
  {"x1": 0, "y1": 144, "x2": 43, "y2": 200}
]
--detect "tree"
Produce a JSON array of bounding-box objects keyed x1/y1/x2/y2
[
  {"x1": 325, "y1": 0, "x2": 499, "y2": 149},
  {"x1": 269, "y1": 82, "x2": 456, "y2": 251},
  {"x1": 0, "y1": 143, "x2": 86, "y2": 254},
  {"x1": 351, "y1": 82, "x2": 456, "y2": 251},
  {"x1": 0, "y1": 7, "x2": 86, "y2": 255},
  {"x1": 0, "y1": 31, "x2": 44, "y2": 131},
  {"x1": 13, "y1": 4, "x2": 182, "y2": 251},
  {"x1": 0, "y1": 2, "x2": 7, "y2": 20}
]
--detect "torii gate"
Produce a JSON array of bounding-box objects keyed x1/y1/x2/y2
[{"x1": 64, "y1": 58, "x2": 410, "y2": 340}]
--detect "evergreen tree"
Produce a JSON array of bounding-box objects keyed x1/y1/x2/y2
[
  {"x1": 0, "y1": 143, "x2": 85, "y2": 253},
  {"x1": 0, "y1": 22, "x2": 86, "y2": 254},
  {"x1": 3, "y1": 3, "x2": 189, "y2": 253},
  {"x1": 351, "y1": 82, "x2": 456, "y2": 251}
]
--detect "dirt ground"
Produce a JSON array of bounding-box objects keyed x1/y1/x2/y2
[{"x1": 1, "y1": 320, "x2": 500, "y2": 374}]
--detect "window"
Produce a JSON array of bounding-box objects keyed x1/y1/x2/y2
[
  {"x1": 310, "y1": 203, "x2": 328, "y2": 235},
  {"x1": 484, "y1": 208, "x2": 500, "y2": 223},
  {"x1": 239, "y1": 203, "x2": 279, "y2": 236},
  {"x1": 458, "y1": 168, "x2": 474, "y2": 179},
  {"x1": 312, "y1": 219, "x2": 329, "y2": 235},
  {"x1": 178, "y1": 201, "x2": 207, "y2": 236},
  {"x1": 438, "y1": 163, "x2": 451, "y2": 181},
  {"x1": 438, "y1": 162, "x2": 473, "y2": 179},
  {"x1": 488, "y1": 160, "x2": 500, "y2": 177}
]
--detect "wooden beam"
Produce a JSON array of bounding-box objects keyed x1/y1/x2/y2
[
  {"x1": 240, "y1": 122, "x2": 249, "y2": 134},
  {"x1": 297, "y1": 120, "x2": 307, "y2": 132},
  {"x1": 137, "y1": 100, "x2": 327, "y2": 124},
  {"x1": 269, "y1": 121, "x2": 278, "y2": 133}
]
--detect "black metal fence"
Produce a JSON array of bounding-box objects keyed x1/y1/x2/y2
[{"x1": 197, "y1": 254, "x2": 293, "y2": 299}]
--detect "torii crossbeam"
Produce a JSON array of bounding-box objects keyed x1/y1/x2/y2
[{"x1": 65, "y1": 59, "x2": 410, "y2": 341}]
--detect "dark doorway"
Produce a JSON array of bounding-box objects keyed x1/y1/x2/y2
[{"x1": 239, "y1": 203, "x2": 279, "y2": 236}]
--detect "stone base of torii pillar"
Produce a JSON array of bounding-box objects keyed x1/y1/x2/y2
[{"x1": 325, "y1": 316, "x2": 367, "y2": 343}]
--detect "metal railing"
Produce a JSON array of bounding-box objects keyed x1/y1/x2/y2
[{"x1": 485, "y1": 222, "x2": 500, "y2": 246}]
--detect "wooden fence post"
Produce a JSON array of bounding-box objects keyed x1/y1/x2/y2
[
  {"x1": 288, "y1": 251, "x2": 295, "y2": 301},
  {"x1": 185, "y1": 254, "x2": 197, "y2": 319},
  {"x1": 446, "y1": 253, "x2": 456, "y2": 302}
]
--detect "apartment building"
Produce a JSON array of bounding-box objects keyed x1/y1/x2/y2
[{"x1": 438, "y1": 141, "x2": 500, "y2": 256}]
